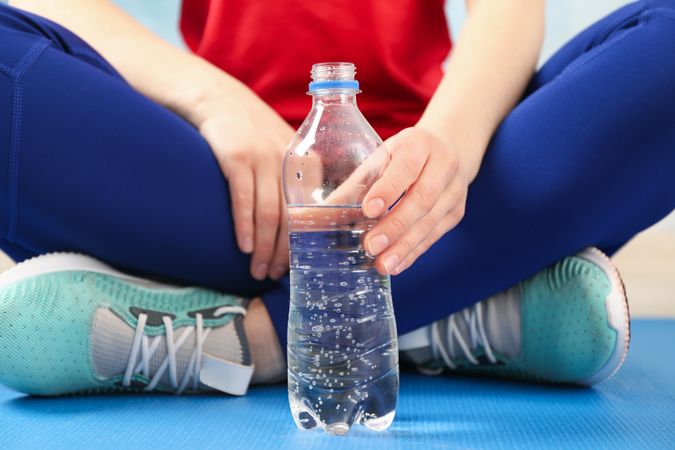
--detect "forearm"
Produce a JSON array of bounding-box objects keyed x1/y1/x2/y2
[
  {"x1": 417, "y1": 0, "x2": 545, "y2": 182},
  {"x1": 10, "y1": 0, "x2": 245, "y2": 126}
]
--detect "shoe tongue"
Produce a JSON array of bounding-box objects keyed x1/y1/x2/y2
[
  {"x1": 91, "y1": 308, "x2": 252, "y2": 394},
  {"x1": 399, "y1": 285, "x2": 522, "y2": 365},
  {"x1": 484, "y1": 285, "x2": 521, "y2": 359}
]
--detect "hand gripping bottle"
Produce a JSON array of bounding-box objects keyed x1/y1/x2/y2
[{"x1": 282, "y1": 62, "x2": 399, "y2": 435}]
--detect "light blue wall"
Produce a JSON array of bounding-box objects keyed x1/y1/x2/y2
[{"x1": 113, "y1": 0, "x2": 184, "y2": 48}]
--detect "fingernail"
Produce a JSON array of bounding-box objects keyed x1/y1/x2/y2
[
  {"x1": 241, "y1": 236, "x2": 253, "y2": 254},
  {"x1": 393, "y1": 263, "x2": 405, "y2": 275},
  {"x1": 365, "y1": 198, "x2": 385, "y2": 217},
  {"x1": 253, "y1": 263, "x2": 268, "y2": 280},
  {"x1": 368, "y1": 234, "x2": 389, "y2": 255},
  {"x1": 382, "y1": 254, "x2": 399, "y2": 274}
]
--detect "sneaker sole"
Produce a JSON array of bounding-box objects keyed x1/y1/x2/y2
[
  {"x1": 0, "y1": 252, "x2": 186, "y2": 291},
  {"x1": 575, "y1": 247, "x2": 631, "y2": 386}
]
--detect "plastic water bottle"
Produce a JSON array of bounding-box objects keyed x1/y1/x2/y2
[{"x1": 282, "y1": 62, "x2": 399, "y2": 435}]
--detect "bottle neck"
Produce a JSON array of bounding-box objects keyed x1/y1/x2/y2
[{"x1": 311, "y1": 89, "x2": 358, "y2": 107}]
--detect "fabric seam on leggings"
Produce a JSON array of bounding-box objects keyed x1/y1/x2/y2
[
  {"x1": 592, "y1": 0, "x2": 648, "y2": 47},
  {"x1": 557, "y1": 16, "x2": 646, "y2": 79},
  {"x1": 5, "y1": 38, "x2": 50, "y2": 243},
  {"x1": 558, "y1": 4, "x2": 675, "y2": 79},
  {"x1": 0, "y1": 61, "x2": 14, "y2": 77},
  {"x1": 512, "y1": 8, "x2": 651, "y2": 110}
]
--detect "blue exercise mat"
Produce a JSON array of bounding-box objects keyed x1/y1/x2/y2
[{"x1": 1, "y1": 319, "x2": 673, "y2": 449}]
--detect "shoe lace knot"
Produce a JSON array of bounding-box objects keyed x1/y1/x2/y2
[
  {"x1": 122, "y1": 305, "x2": 247, "y2": 394},
  {"x1": 430, "y1": 302, "x2": 497, "y2": 370}
]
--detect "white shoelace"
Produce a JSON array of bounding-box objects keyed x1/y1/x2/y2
[
  {"x1": 122, "y1": 305, "x2": 247, "y2": 394},
  {"x1": 430, "y1": 302, "x2": 497, "y2": 370}
]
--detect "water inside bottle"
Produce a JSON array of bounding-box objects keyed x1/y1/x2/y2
[{"x1": 287, "y1": 205, "x2": 399, "y2": 435}]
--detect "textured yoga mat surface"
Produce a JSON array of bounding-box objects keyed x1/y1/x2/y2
[{"x1": 0, "y1": 319, "x2": 673, "y2": 449}]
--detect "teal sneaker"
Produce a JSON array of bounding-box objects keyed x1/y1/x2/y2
[
  {"x1": 0, "y1": 253, "x2": 254, "y2": 396},
  {"x1": 399, "y1": 247, "x2": 630, "y2": 386}
]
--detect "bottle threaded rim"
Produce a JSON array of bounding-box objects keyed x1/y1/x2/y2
[{"x1": 309, "y1": 62, "x2": 359, "y2": 92}]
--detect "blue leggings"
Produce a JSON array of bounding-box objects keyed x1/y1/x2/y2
[{"x1": 1, "y1": 2, "x2": 674, "y2": 349}]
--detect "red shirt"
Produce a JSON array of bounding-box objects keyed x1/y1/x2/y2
[{"x1": 181, "y1": 0, "x2": 451, "y2": 139}]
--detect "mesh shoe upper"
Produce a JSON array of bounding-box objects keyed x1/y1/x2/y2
[
  {"x1": 400, "y1": 248, "x2": 628, "y2": 385},
  {"x1": 0, "y1": 259, "x2": 251, "y2": 396}
]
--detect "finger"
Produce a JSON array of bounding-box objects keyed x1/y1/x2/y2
[
  {"x1": 323, "y1": 143, "x2": 390, "y2": 208},
  {"x1": 364, "y1": 150, "x2": 456, "y2": 257},
  {"x1": 362, "y1": 131, "x2": 429, "y2": 219},
  {"x1": 227, "y1": 165, "x2": 255, "y2": 254},
  {"x1": 268, "y1": 185, "x2": 290, "y2": 280},
  {"x1": 250, "y1": 165, "x2": 281, "y2": 280},
  {"x1": 392, "y1": 201, "x2": 467, "y2": 276},
  {"x1": 373, "y1": 181, "x2": 463, "y2": 275}
]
